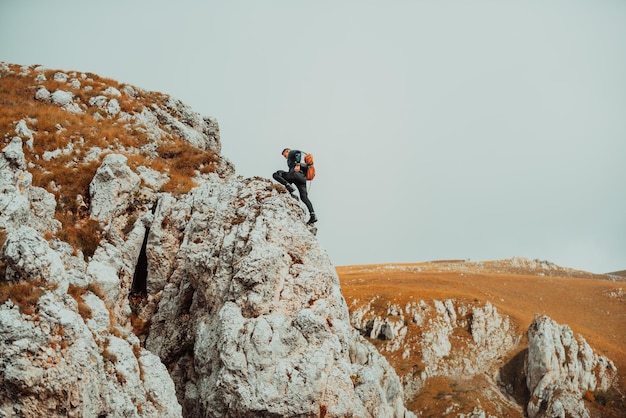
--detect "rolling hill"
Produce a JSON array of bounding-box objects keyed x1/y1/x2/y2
[{"x1": 337, "y1": 258, "x2": 626, "y2": 417}]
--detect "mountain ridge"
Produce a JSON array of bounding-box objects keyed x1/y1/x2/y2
[{"x1": 337, "y1": 257, "x2": 626, "y2": 280}]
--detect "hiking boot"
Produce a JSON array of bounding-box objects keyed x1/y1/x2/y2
[{"x1": 307, "y1": 214, "x2": 318, "y2": 225}]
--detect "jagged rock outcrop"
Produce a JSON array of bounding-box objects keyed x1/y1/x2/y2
[
  {"x1": 525, "y1": 315, "x2": 618, "y2": 418},
  {"x1": 1, "y1": 138, "x2": 30, "y2": 230},
  {"x1": 1, "y1": 63, "x2": 413, "y2": 417},
  {"x1": 350, "y1": 297, "x2": 520, "y2": 399},
  {"x1": 0, "y1": 137, "x2": 61, "y2": 235},
  {"x1": 138, "y1": 177, "x2": 412, "y2": 417},
  {"x1": 346, "y1": 293, "x2": 623, "y2": 417},
  {"x1": 1, "y1": 147, "x2": 182, "y2": 416},
  {"x1": 0, "y1": 219, "x2": 182, "y2": 417},
  {"x1": 0, "y1": 164, "x2": 413, "y2": 417}
]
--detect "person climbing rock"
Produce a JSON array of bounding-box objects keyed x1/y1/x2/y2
[{"x1": 273, "y1": 148, "x2": 318, "y2": 225}]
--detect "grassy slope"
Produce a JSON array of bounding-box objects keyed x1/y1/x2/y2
[{"x1": 337, "y1": 261, "x2": 626, "y2": 415}]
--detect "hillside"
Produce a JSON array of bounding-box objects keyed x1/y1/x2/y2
[
  {"x1": 337, "y1": 259, "x2": 626, "y2": 417},
  {"x1": 0, "y1": 62, "x2": 412, "y2": 417}
]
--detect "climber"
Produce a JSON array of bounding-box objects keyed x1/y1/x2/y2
[{"x1": 273, "y1": 148, "x2": 317, "y2": 225}]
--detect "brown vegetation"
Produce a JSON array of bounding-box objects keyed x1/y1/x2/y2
[
  {"x1": 155, "y1": 140, "x2": 219, "y2": 195},
  {"x1": 1, "y1": 62, "x2": 223, "y2": 257},
  {"x1": 0, "y1": 279, "x2": 48, "y2": 315},
  {"x1": 130, "y1": 313, "x2": 150, "y2": 338},
  {"x1": 67, "y1": 284, "x2": 93, "y2": 320},
  {"x1": 101, "y1": 337, "x2": 118, "y2": 363}
]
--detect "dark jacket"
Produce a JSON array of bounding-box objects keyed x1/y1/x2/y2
[{"x1": 287, "y1": 149, "x2": 308, "y2": 174}]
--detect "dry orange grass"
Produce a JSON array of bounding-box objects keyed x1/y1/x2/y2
[
  {"x1": 337, "y1": 261, "x2": 626, "y2": 414},
  {"x1": 1, "y1": 63, "x2": 221, "y2": 255},
  {"x1": 1, "y1": 67, "x2": 137, "y2": 209},
  {"x1": 158, "y1": 141, "x2": 219, "y2": 174},
  {"x1": 153, "y1": 141, "x2": 219, "y2": 195},
  {"x1": 0, "y1": 73, "x2": 39, "y2": 128},
  {"x1": 67, "y1": 284, "x2": 93, "y2": 320},
  {"x1": 0, "y1": 279, "x2": 49, "y2": 315}
]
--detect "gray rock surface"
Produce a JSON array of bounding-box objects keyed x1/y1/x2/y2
[
  {"x1": 525, "y1": 315, "x2": 618, "y2": 418},
  {"x1": 0, "y1": 63, "x2": 413, "y2": 417},
  {"x1": 141, "y1": 178, "x2": 413, "y2": 417},
  {"x1": 351, "y1": 298, "x2": 520, "y2": 395},
  {"x1": 89, "y1": 153, "x2": 141, "y2": 222},
  {"x1": 0, "y1": 137, "x2": 61, "y2": 234},
  {"x1": 0, "y1": 229, "x2": 182, "y2": 417}
]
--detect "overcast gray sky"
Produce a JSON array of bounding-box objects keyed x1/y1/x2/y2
[{"x1": 2, "y1": 1, "x2": 625, "y2": 273}]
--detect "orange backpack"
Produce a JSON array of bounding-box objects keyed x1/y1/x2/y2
[{"x1": 304, "y1": 153, "x2": 315, "y2": 181}]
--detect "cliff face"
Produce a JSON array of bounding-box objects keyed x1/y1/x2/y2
[
  {"x1": 140, "y1": 178, "x2": 408, "y2": 417},
  {"x1": 349, "y1": 295, "x2": 525, "y2": 416},
  {"x1": 1, "y1": 143, "x2": 182, "y2": 416},
  {"x1": 0, "y1": 63, "x2": 412, "y2": 417}
]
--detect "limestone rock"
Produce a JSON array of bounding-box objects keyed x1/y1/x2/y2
[
  {"x1": 0, "y1": 138, "x2": 32, "y2": 231},
  {"x1": 0, "y1": 63, "x2": 413, "y2": 417},
  {"x1": 136, "y1": 165, "x2": 169, "y2": 189},
  {"x1": 0, "y1": 136, "x2": 61, "y2": 235},
  {"x1": 35, "y1": 86, "x2": 51, "y2": 101},
  {"x1": 53, "y1": 72, "x2": 68, "y2": 82},
  {"x1": 106, "y1": 98, "x2": 121, "y2": 116},
  {"x1": 89, "y1": 153, "x2": 141, "y2": 222},
  {"x1": 15, "y1": 120, "x2": 33, "y2": 143},
  {"x1": 103, "y1": 86, "x2": 122, "y2": 97},
  {"x1": 68, "y1": 78, "x2": 81, "y2": 89},
  {"x1": 51, "y1": 90, "x2": 73, "y2": 106},
  {"x1": 351, "y1": 298, "x2": 519, "y2": 395},
  {"x1": 131, "y1": 104, "x2": 234, "y2": 179},
  {"x1": 525, "y1": 315, "x2": 618, "y2": 418},
  {"x1": 2, "y1": 227, "x2": 65, "y2": 288},
  {"x1": 27, "y1": 186, "x2": 61, "y2": 235},
  {"x1": 143, "y1": 178, "x2": 413, "y2": 417},
  {"x1": 1, "y1": 137, "x2": 26, "y2": 172},
  {"x1": 0, "y1": 235, "x2": 182, "y2": 417},
  {"x1": 88, "y1": 95, "x2": 108, "y2": 108},
  {"x1": 151, "y1": 96, "x2": 221, "y2": 154}
]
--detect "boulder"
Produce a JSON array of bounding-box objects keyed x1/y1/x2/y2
[
  {"x1": 0, "y1": 138, "x2": 31, "y2": 231},
  {"x1": 89, "y1": 153, "x2": 141, "y2": 222}
]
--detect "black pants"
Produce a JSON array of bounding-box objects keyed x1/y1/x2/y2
[{"x1": 273, "y1": 170, "x2": 315, "y2": 215}]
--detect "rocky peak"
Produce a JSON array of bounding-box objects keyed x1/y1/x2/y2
[
  {"x1": 140, "y1": 177, "x2": 411, "y2": 416},
  {"x1": 0, "y1": 62, "x2": 413, "y2": 417}
]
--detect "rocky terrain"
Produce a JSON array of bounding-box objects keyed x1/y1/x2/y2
[
  {"x1": 0, "y1": 62, "x2": 412, "y2": 417},
  {"x1": 1, "y1": 62, "x2": 623, "y2": 417},
  {"x1": 339, "y1": 262, "x2": 625, "y2": 417}
]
